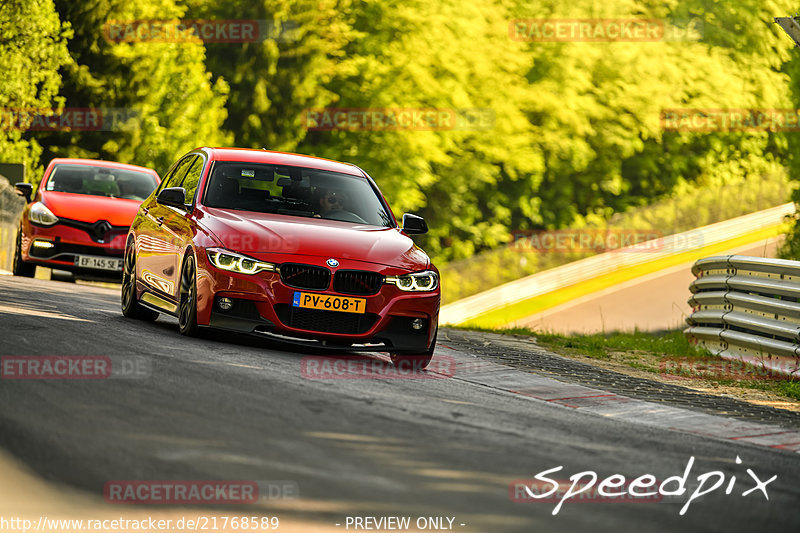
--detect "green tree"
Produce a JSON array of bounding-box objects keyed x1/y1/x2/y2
[
  {"x1": 515, "y1": 0, "x2": 792, "y2": 230},
  {"x1": 179, "y1": 0, "x2": 354, "y2": 152},
  {"x1": 299, "y1": 0, "x2": 541, "y2": 260},
  {"x1": 0, "y1": 0, "x2": 71, "y2": 181},
  {"x1": 39, "y1": 0, "x2": 230, "y2": 177},
  {"x1": 9, "y1": 0, "x2": 797, "y2": 268}
]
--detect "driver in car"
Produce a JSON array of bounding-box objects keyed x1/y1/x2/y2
[{"x1": 316, "y1": 188, "x2": 349, "y2": 217}]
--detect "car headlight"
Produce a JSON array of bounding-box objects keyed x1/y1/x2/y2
[
  {"x1": 206, "y1": 248, "x2": 276, "y2": 275},
  {"x1": 385, "y1": 270, "x2": 439, "y2": 292},
  {"x1": 29, "y1": 202, "x2": 59, "y2": 226}
]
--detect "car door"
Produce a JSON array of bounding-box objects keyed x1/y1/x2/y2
[
  {"x1": 158, "y1": 154, "x2": 207, "y2": 300},
  {"x1": 137, "y1": 155, "x2": 196, "y2": 299}
]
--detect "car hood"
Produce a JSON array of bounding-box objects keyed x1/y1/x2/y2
[
  {"x1": 200, "y1": 208, "x2": 431, "y2": 270},
  {"x1": 42, "y1": 191, "x2": 143, "y2": 226}
]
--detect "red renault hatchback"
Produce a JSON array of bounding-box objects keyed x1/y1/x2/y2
[
  {"x1": 14, "y1": 159, "x2": 160, "y2": 280},
  {"x1": 122, "y1": 147, "x2": 440, "y2": 367}
]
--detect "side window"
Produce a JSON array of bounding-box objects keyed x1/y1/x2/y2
[
  {"x1": 179, "y1": 156, "x2": 205, "y2": 205},
  {"x1": 158, "y1": 156, "x2": 196, "y2": 193}
]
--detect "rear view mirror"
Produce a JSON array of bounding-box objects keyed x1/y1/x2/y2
[
  {"x1": 401, "y1": 213, "x2": 428, "y2": 235},
  {"x1": 15, "y1": 182, "x2": 32, "y2": 203},
  {"x1": 157, "y1": 187, "x2": 187, "y2": 209}
]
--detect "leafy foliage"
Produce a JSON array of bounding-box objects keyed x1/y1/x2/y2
[
  {"x1": 37, "y1": 0, "x2": 231, "y2": 178},
  {"x1": 0, "y1": 0, "x2": 71, "y2": 179},
  {"x1": 2, "y1": 0, "x2": 800, "y2": 267},
  {"x1": 441, "y1": 170, "x2": 791, "y2": 304}
]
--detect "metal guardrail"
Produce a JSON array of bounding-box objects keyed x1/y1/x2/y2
[
  {"x1": 440, "y1": 202, "x2": 794, "y2": 325},
  {"x1": 685, "y1": 255, "x2": 800, "y2": 377}
]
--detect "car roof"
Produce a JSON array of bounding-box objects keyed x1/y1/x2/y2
[
  {"x1": 200, "y1": 148, "x2": 366, "y2": 177},
  {"x1": 47, "y1": 158, "x2": 159, "y2": 176}
]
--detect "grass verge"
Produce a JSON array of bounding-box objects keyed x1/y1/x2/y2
[{"x1": 454, "y1": 325, "x2": 800, "y2": 405}]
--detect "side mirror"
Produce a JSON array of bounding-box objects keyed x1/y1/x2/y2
[
  {"x1": 15, "y1": 183, "x2": 32, "y2": 203},
  {"x1": 156, "y1": 187, "x2": 187, "y2": 209},
  {"x1": 401, "y1": 213, "x2": 428, "y2": 235}
]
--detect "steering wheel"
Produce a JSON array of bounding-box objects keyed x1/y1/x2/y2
[{"x1": 322, "y1": 209, "x2": 367, "y2": 224}]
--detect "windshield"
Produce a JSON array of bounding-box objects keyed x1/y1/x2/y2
[
  {"x1": 44, "y1": 164, "x2": 158, "y2": 201},
  {"x1": 203, "y1": 162, "x2": 393, "y2": 227}
]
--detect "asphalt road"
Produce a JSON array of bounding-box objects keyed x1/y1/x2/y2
[{"x1": 1, "y1": 275, "x2": 799, "y2": 533}]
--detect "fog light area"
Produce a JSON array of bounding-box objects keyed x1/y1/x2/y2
[{"x1": 217, "y1": 297, "x2": 234, "y2": 311}]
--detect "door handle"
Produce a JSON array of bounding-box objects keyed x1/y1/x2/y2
[
  {"x1": 156, "y1": 216, "x2": 164, "y2": 225},
  {"x1": 142, "y1": 207, "x2": 149, "y2": 215}
]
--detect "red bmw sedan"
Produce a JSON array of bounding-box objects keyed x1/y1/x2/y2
[
  {"x1": 13, "y1": 159, "x2": 160, "y2": 280},
  {"x1": 122, "y1": 148, "x2": 440, "y2": 367}
]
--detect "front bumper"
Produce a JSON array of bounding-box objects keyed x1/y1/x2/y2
[
  {"x1": 196, "y1": 253, "x2": 439, "y2": 353},
  {"x1": 21, "y1": 221, "x2": 127, "y2": 278}
]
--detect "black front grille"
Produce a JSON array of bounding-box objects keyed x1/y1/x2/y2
[
  {"x1": 274, "y1": 304, "x2": 378, "y2": 334},
  {"x1": 279, "y1": 263, "x2": 331, "y2": 290},
  {"x1": 333, "y1": 270, "x2": 384, "y2": 295}
]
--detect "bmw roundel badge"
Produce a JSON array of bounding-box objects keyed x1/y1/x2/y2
[{"x1": 326, "y1": 258, "x2": 339, "y2": 268}]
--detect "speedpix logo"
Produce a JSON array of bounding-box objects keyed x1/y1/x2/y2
[{"x1": 511, "y1": 456, "x2": 776, "y2": 515}]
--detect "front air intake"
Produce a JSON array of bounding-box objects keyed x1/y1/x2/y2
[{"x1": 279, "y1": 263, "x2": 331, "y2": 290}]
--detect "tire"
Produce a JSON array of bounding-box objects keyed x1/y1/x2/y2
[
  {"x1": 12, "y1": 231, "x2": 35, "y2": 278},
  {"x1": 178, "y1": 254, "x2": 199, "y2": 336},
  {"x1": 121, "y1": 240, "x2": 158, "y2": 321},
  {"x1": 390, "y1": 329, "x2": 437, "y2": 370}
]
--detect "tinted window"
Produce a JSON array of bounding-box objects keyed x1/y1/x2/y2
[
  {"x1": 159, "y1": 156, "x2": 196, "y2": 192},
  {"x1": 44, "y1": 164, "x2": 158, "y2": 201},
  {"x1": 179, "y1": 157, "x2": 204, "y2": 204},
  {"x1": 203, "y1": 162, "x2": 392, "y2": 227}
]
